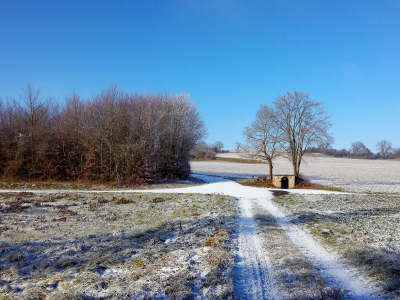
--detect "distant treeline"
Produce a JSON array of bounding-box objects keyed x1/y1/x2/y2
[
  {"x1": 190, "y1": 140, "x2": 228, "y2": 160},
  {"x1": 0, "y1": 84, "x2": 206, "y2": 183},
  {"x1": 307, "y1": 140, "x2": 400, "y2": 159}
]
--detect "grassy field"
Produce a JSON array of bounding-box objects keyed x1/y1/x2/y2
[
  {"x1": 235, "y1": 178, "x2": 275, "y2": 188},
  {"x1": 191, "y1": 157, "x2": 264, "y2": 164},
  {"x1": 0, "y1": 178, "x2": 203, "y2": 191},
  {"x1": 214, "y1": 157, "x2": 264, "y2": 164},
  {"x1": 0, "y1": 191, "x2": 237, "y2": 299},
  {"x1": 0, "y1": 181, "x2": 112, "y2": 191}
]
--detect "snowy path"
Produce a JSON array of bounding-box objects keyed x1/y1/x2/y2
[
  {"x1": 234, "y1": 197, "x2": 281, "y2": 299},
  {"x1": 0, "y1": 174, "x2": 383, "y2": 299},
  {"x1": 255, "y1": 197, "x2": 377, "y2": 300}
]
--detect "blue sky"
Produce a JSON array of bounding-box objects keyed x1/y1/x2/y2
[{"x1": 1, "y1": 0, "x2": 399, "y2": 151}]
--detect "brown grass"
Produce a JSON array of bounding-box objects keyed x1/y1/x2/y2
[
  {"x1": 114, "y1": 197, "x2": 135, "y2": 204},
  {"x1": 236, "y1": 178, "x2": 275, "y2": 188},
  {"x1": 237, "y1": 174, "x2": 342, "y2": 191},
  {"x1": 294, "y1": 175, "x2": 343, "y2": 191},
  {"x1": 0, "y1": 178, "x2": 145, "y2": 191},
  {"x1": 149, "y1": 197, "x2": 165, "y2": 203},
  {"x1": 215, "y1": 157, "x2": 264, "y2": 164}
]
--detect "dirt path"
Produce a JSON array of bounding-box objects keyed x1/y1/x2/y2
[
  {"x1": 234, "y1": 197, "x2": 281, "y2": 299},
  {"x1": 254, "y1": 196, "x2": 378, "y2": 299}
]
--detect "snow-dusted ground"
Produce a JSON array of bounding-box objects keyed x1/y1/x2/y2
[
  {"x1": 1, "y1": 159, "x2": 396, "y2": 298},
  {"x1": 128, "y1": 174, "x2": 383, "y2": 299},
  {"x1": 192, "y1": 152, "x2": 400, "y2": 194},
  {"x1": 0, "y1": 190, "x2": 237, "y2": 299}
]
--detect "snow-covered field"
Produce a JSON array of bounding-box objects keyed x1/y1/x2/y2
[{"x1": 192, "y1": 152, "x2": 400, "y2": 194}]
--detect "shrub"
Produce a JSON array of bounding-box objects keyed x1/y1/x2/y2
[{"x1": 0, "y1": 86, "x2": 206, "y2": 183}]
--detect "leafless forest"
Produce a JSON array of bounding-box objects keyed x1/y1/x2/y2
[{"x1": 0, "y1": 84, "x2": 206, "y2": 184}]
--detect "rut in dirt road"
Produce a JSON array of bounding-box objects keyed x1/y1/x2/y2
[
  {"x1": 254, "y1": 197, "x2": 381, "y2": 300},
  {"x1": 234, "y1": 197, "x2": 281, "y2": 299}
]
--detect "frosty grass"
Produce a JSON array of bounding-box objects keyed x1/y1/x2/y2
[{"x1": 0, "y1": 192, "x2": 236, "y2": 299}]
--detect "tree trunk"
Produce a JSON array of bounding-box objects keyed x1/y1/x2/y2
[
  {"x1": 268, "y1": 159, "x2": 273, "y2": 180},
  {"x1": 293, "y1": 164, "x2": 299, "y2": 177}
]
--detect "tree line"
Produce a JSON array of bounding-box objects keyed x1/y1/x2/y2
[
  {"x1": 0, "y1": 83, "x2": 206, "y2": 183},
  {"x1": 307, "y1": 140, "x2": 400, "y2": 159},
  {"x1": 190, "y1": 140, "x2": 227, "y2": 160}
]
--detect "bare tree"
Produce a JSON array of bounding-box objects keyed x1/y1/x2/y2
[
  {"x1": 0, "y1": 98, "x2": 27, "y2": 178},
  {"x1": 212, "y1": 141, "x2": 224, "y2": 152},
  {"x1": 349, "y1": 141, "x2": 371, "y2": 157},
  {"x1": 18, "y1": 82, "x2": 51, "y2": 178},
  {"x1": 0, "y1": 99, "x2": 6, "y2": 174},
  {"x1": 157, "y1": 93, "x2": 206, "y2": 178},
  {"x1": 191, "y1": 141, "x2": 216, "y2": 160},
  {"x1": 376, "y1": 140, "x2": 392, "y2": 156},
  {"x1": 60, "y1": 92, "x2": 85, "y2": 179},
  {"x1": 273, "y1": 91, "x2": 333, "y2": 178},
  {"x1": 237, "y1": 104, "x2": 281, "y2": 180},
  {"x1": 393, "y1": 147, "x2": 400, "y2": 158}
]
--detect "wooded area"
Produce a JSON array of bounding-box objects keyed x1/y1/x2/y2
[{"x1": 0, "y1": 84, "x2": 206, "y2": 183}]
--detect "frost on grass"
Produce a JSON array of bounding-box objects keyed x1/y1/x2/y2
[
  {"x1": 273, "y1": 193, "x2": 400, "y2": 298},
  {"x1": 0, "y1": 176, "x2": 204, "y2": 191},
  {"x1": 0, "y1": 192, "x2": 236, "y2": 299}
]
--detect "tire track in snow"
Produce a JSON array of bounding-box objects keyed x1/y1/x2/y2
[
  {"x1": 234, "y1": 197, "x2": 281, "y2": 300},
  {"x1": 254, "y1": 196, "x2": 382, "y2": 300}
]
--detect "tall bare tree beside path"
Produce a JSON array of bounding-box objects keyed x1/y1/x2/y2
[
  {"x1": 237, "y1": 104, "x2": 281, "y2": 180},
  {"x1": 273, "y1": 91, "x2": 333, "y2": 178}
]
